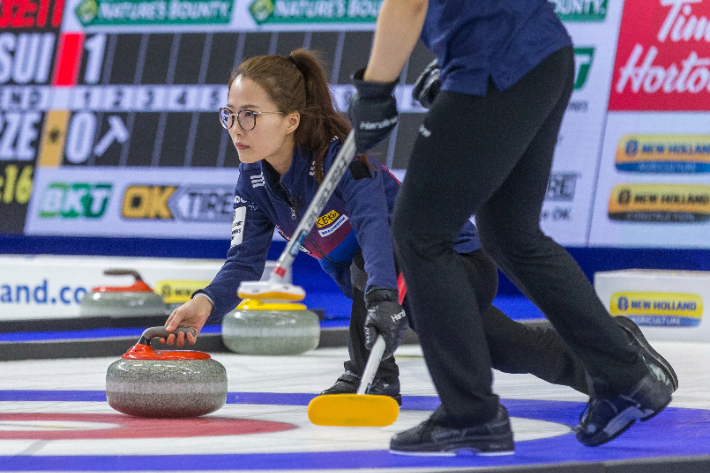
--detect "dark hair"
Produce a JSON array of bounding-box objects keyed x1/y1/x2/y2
[{"x1": 230, "y1": 48, "x2": 369, "y2": 183}]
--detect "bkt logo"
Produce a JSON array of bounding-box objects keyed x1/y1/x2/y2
[
  {"x1": 38, "y1": 182, "x2": 112, "y2": 219},
  {"x1": 122, "y1": 185, "x2": 233, "y2": 222}
]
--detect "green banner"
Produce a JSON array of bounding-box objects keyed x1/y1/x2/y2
[
  {"x1": 76, "y1": 0, "x2": 232, "y2": 26},
  {"x1": 249, "y1": 0, "x2": 380, "y2": 25},
  {"x1": 552, "y1": 0, "x2": 607, "y2": 22}
]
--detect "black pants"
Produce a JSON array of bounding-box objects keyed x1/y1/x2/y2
[
  {"x1": 344, "y1": 249, "x2": 588, "y2": 395},
  {"x1": 391, "y1": 47, "x2": 647, "y2": 426}
]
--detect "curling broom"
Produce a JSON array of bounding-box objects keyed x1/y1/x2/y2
[{"x1": 307, "y1": 335, "x2": 399, "y2": 426}]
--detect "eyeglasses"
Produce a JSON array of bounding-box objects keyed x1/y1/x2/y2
[{"x1": 218, "y1": 108, "x2": 285, "y2": 131}]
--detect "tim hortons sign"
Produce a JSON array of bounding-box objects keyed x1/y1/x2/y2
[{"x1": 609, "y1": 0, "x2": 710, "y2": 111}]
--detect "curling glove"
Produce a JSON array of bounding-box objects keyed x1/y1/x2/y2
[
  {"x1": 348, "y1": 68, "x2": 399, "y2": 154},
  {"x1": 364, "y1": 287, "x2": 408, "y2": 359},
  {"x1": 412, "y1": 59, "x2": 441, "y2": 109}
]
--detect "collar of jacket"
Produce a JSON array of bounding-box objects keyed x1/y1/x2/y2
[{"x1": 260, "y1": 145, "x2": 312, "y2": 195}]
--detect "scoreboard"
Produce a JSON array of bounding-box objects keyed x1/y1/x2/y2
[
  {"x1": 1, "y1": 0, "x2": 709, "y2": 247},
  {"x1": 3, "y1": 27, "x2": 436, "y2": 169}
]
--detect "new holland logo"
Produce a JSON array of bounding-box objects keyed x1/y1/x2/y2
[
  {"x1": 250, "y1": 173, "x2": 265, "y2": 188},
  {"x1": 616, "y1": 135, "x2": 710, "y2": 173},
  {"x1": 155, "y1": 280, "x2": 211, "y2": 304},
  {"x1": 608, "y1": 184, "x2": 710, "y2": 222},
  {"x1": 611, "y1": 291, "x2": 703, "y2": 327}
]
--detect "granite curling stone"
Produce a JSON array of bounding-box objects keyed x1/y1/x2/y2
[
  {"x1": 81, "y1": 269, "x2": 168, "y2": 317},
  {"x1": 106, "y1": 326, "x2": 228, "y2": 418},
  {"x1": 222, "y1": 299, "x2": 320, "y2": 355}
]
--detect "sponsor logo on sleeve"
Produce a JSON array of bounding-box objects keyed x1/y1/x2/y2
[
  {"x1": 231, "y1": 205, "x2": 246, "y2": 247},
  {"x1": 608, "y1": 183, "x2": 710, "y2": 222},
  {"x1": 616, "y1": 135, "x2": 710, "y2": 172},
  {"x1": 316, "y1": 209, "x2": 349, "y2": 237},
  {"x1": 611, "y1": 291, "x2": 703, "y2": 326}
]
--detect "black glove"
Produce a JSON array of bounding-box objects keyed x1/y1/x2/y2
[
  {"x1": 364, "y1": 287, "x2": 408, "y2": 359},
  {"x1": 412, "y1": 59, "x2": 440, "y2": 109},
  {"x1": 348, "y1": 68, "x2": 399, "y2": 154}
]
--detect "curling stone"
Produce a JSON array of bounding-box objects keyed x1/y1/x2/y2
[
  {"x1": 106, "y1": 326, "x2": 228, "y2": 418},
  {"x1": 81, "y1": 269, "x2": 168, "y2": 317},
  {"x1": 222, "y1": 299, "x2": 320, "y2": 355}
]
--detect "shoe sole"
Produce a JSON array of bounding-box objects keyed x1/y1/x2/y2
[
  {"x1": 576, "y1": 396, "x2": 672, "y2": 447},
  {"x1": 390, "y1": 448, "x2": 515, "y2": 457},
  {"x1": 615, "y1": 315, "x2": 679, "y2": 391},
  {"x1": 390, "y1": 436, "x2": 515, "y2": 457}
]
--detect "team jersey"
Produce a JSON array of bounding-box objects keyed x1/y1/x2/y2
[
  {"x1": 197, "y1": 140, "x2": 480, "y2": 320},
  {"x1": 421, "y1": 0, "x2": 572, "y2": 96}
]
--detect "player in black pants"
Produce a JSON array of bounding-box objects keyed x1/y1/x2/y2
[
  {"x1": 347, "y1": 0, "x2": 678, "y2": 455},
  {"x1": 323, "y1": 247, "x2": 590, "y2": 403}
]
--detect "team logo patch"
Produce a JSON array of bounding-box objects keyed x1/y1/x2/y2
[
  {"x1": 317, "y1": 211, "x2": 348, "y2": 237},
  {"x1": 316, "y1": 210, "x2": 340, "y2": 228}
]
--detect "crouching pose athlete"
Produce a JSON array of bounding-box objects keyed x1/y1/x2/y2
[{"x1": 161, "y1": 48, "x2": 676, "y2": 411}]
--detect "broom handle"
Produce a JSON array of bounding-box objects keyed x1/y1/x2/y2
[
  {"x1": 269, "y1": 132, "x2": 357, "y2": 282},
  {"x1": 358, "y1": 336, "x2": 386, "y2": 395}
]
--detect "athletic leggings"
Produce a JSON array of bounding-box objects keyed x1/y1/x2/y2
[
  {"x1": 345, "y1": 249, "x2": 588, "y2": 395},
  {"x1": 391, "y1": 46, "x2": 648, "y2": 426}
]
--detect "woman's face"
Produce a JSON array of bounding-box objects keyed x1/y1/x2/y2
[{"x1": 226, "y1": 76, "x2": 299, "y2": 170}]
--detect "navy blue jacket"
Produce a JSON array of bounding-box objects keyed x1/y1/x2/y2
[
  {"x1": 198, "y1": 140, "x2": 480, "y2": 320},
  {"x1": 421, "y1": 0, "x2": 572, "y2": 96}
]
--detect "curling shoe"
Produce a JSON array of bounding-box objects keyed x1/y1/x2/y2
[
  {"x1": 320, "y1": 370, "x2": 402, "y2": 405},
  {"x1": 615, "y1": 315, "x2": 678, "y2": 392},
  {"x1": 390, "y1": 405, "x2": 514, "y2": 456},
  {"x1": 575, "y1": 355, "x2": 674, "y2": 447}
]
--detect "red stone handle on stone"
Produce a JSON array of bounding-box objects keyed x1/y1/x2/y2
[{"x1": 138, "y1": 326, "x2": 196, "y2": 346}]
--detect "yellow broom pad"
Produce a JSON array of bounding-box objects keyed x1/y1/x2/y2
[
  {"x1": 307, "y1": 394, "x2": 399, "y2": 427},
  {"x1": 236, "y1": 290, "x2": 305, "y2": 302}
]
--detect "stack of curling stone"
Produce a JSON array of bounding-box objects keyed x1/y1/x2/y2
[
  {"x1": 106, "y1": 327, "x2": 228, "y2": 417},
  {"x1": 80, "y1": 269, "x2": 168, "y2": 317},
  {"x1": 222, "y1": 299, "x2": 320, "y2": 355}
]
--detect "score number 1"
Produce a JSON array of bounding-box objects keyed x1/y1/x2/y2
[{"x1": 83, "y1": 34, "x2": 107, "y2": 85}]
